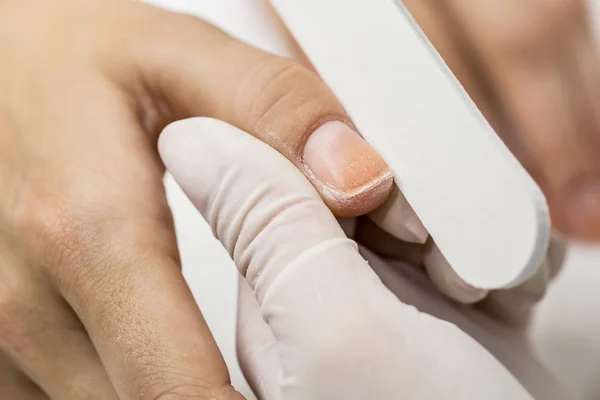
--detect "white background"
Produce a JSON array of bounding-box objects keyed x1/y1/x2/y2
[{"x1": 143, "y1": 1, "x2": 600, "y2": 398}]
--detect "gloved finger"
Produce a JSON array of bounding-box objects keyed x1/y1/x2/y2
[
  {"x1": 423, "y1": 240, "x2": 490, "y2": 304},
  {"x1": 478, "y1": 237, "x2": 568, "y2": 327},
  {"x1": 236, "y1": 276, "x2": 279, "y2": 400},
  {"x1": 0, "y1": 356, "x2": 48, "y2": 400},
  {"x1": 546, "y1": 236, "x2": 569, "y2": 280},
  {"x1": 477, "y1": 260, "x2": 551, "y2": 328},
  {"x1": 368, "y1": 185, "x2": 428, "y2": 244},
  {"x1": 436, "y1": 0, "x2": 600, "y2": 239},
  {"x1": 353, "y1": 216, "x2": 488, "y2": 304},
  {"x1": 364, "y1": 248, "x2": 566, "y2": 400},
  {"x1": 161, "y1": 117, "x2": 535, "y2": 399},
  {"x1": 353, "y1": 216, "x2": 426, "y2": 265},
  {"x1": 113, "y1": 1, "x2": 393, "y2": 217}
]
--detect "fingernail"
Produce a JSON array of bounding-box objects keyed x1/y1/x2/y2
[
  {"x1": 303, "y1": 121, "x2": 393, "y2": 216},
  {"x1": 566, "y1": 182, "x2": 600, "y2": 239}
]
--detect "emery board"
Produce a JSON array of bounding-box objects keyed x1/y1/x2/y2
[{"x1": 270, "y1": 0, "x2": 551, "y2": 290}]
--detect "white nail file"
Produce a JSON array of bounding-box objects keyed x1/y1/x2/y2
[{"x1": 270, "y1": 0, "x2": 551, "y2": 290}]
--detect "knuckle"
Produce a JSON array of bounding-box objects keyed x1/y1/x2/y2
[
  {"x1": 12, "y1": 180, "x2": 178, "y2": 305},
  {"x1": 225, "y1": 186, "x2": 322, "y2": 277},
  {"x1": 12, "y1": 192, "x2": 125, "y2": 297},
  {"x1": 237, "y1": 55, "x2": 345, "y2": 154},
  {"x1": 241, "y1": 57, "x2": 306, "y2": 123},
  {"x1": 132, "y1": 369, "x2": 238, "y2": 400},
  {"x1": 14, "y1": 197, "x2": 84, "y2": 268}
]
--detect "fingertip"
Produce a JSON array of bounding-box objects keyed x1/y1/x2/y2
[
  {"x1": 424, "y1": 241, "x2": 489, "y2": 305},
  {"x1": 368, "y1": 185, "x2": 429, "y2": 244},
  {"x1": 158, "y1": 117, "x2": 238, "y2": 182},
  {"x1": 158, "y1": 117, "x2": 216, "y2": 160},
  {"x1": 157, "y1": 118, "x2": 197, "y2": 165}
]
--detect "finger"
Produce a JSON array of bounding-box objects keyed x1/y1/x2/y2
[
  {"x1": 367, "y1": 185, "x2": 428, "y2": 244},
  {"x1": 114, "y1": 2, "x2": 393, "y2": 217},
  {"x1": 0, "y1": 291, "x2": 118, "y2": 399},
  {"x1": 0, "y1": 242, "x2": 117, "y2": 398},
  {"x1": 35, "y1": 97, "x2": 244, "y2": 398},
  {"x1": 353, "y1": 216, "x2": 426, "y2": 265},
  {"x1": 353, "y1": 216, "x2": 488, "y2": 304},
  {"x1": 423, "y1": 239, "x2": 489, "y2": 304},
  {"x1": 478, "y1": 260, "x2": 550, "y2": 328},
  {"x1": 441, "y1": 0, "x2": 600, "y2": 239},
  {"x1": 0, "y1": 356, "x2": 48, "y2": 400},
  {"x1": 236, "y1": 276, "x2": 279, "y2": 400},
  {"x1": 364, "y1": 248, "x2": 566, "y2": 400},
  {"x1": 161, "y1": 118, "x2": 535, "y2": 399},
  {"x1": 478, "y1": 237, "x2": 567, "y2": 327},
  {"x1": 546, "y1": 235, "x2": 568, "y2": 280}
]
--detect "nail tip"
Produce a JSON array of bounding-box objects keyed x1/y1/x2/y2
[{"x1": 327, "y1": 171, "x2": 394, "y2": 217}]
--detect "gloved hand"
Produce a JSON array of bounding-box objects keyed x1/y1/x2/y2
[{"x1": 161, "y1": 118, "x2": 567, "y2": 400}]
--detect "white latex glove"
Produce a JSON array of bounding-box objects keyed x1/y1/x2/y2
[{"x1": 160, "y1": 118, "x2": 565, "y2": 400}]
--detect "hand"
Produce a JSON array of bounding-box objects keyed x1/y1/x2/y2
[
  {"x1": 162, "y1": 118, "x2": 567, "y2": 400},
  {"x1": 401, "y1": 0, "x2": 600, "y2": 240},
  {"x1": 0, "y1": 1, "x2": 393, "y2": 398}
]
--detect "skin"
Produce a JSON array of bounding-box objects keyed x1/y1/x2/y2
[
  {"x1": 0, "y1": 1, "x2": 391, "y2": 399},
  {"x1": 0, "y1": 0, "x2": 597, "y2": 399}
]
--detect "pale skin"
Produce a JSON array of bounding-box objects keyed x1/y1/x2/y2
[{"x1": 0, "y1": 0, "x2": 597, "y2": 399}]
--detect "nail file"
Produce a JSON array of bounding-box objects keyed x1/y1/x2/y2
[{"x1": 270, "y1": 0, "x2": 551, "y2": 290}]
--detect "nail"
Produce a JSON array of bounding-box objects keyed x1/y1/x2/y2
[
  {"x1": 303, "y1": 121, "x2": 393, "y2": 216},
  {"x1": 566, "y1": 182, "x2": 600, "y2": 240}
]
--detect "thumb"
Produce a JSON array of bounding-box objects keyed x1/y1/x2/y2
[
  {"x1": 127, "y1": 6, "x2": 393, "y2": 217},
  {"x1": 159, "y1": 118, "x2": 534, "y2": 400}
]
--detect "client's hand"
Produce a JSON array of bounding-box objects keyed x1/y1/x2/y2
[
  {"x1": 0, "y1": 1, "x2": 392, "y2": 399},
  {"x1": 162, "y1": 118, "x2": 566, "y2": 400}
]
